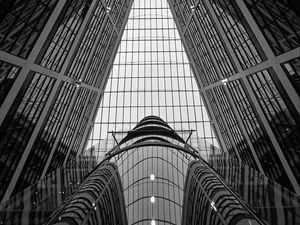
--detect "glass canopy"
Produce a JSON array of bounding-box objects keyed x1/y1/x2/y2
[{"x1": 86, "y1": 0, "x2": 218, "y2": 160}]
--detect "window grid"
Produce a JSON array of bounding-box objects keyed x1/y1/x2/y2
[
  {"x1": 48, "y1": 87, "x2": 90, "y2": 172},
  {"x1": 213, "y1": 85, "x2": 257, "y2": 169},
  {"x1": 281, "y1": 57, "x2": 300, "y2": 97},
  {"x1": 88, "y1": 0, "x2": 217, "y2": 159},
  {"x1": 0, "y1": 72, "x2": 55, "y2": 200},
  {"x1": 0, "y1": 61, "x2": 20, "y2": 106},
  {"x1": 248, "y1": 69, "x2": 300, "y2": 181},
  {"x1": 228, "y1": 79, "x2": 291, "y2": 189},
  {"x1": 67, "y1": 1, "x2": 106, "y2": 79},
  {"x1": 69, "y1": 91, "x2": 98, "y2": 163},
  {"x1": 194, "y1": 1, "x2": 236, "y2": 78},
  {"x1": 112, "y1": 145, "x2": 192, "y2": 224},
  {"x1": 94, "y1": 31, "x2": 118, "y2": 88},
  {"x1": 183, "y1": 31, "x2": 208, "y2": 87},
  {"x1": 210, "y1": 0, "x2": 263, "y2": 69},
  {"x1": 244, "y1": 0, "x2": 300, "y2": 55},
  {"x1": 39, "y1": 0, "x2": 92, "y2": 72},
  {"x1": 188, "y1": 18, "x2": 219, "y2": 85},
  {"x1": 13, "y1": 81, "x2": 76, "y2": 194},
  {"x1": 206, "y1": 89, "x2": 235, "y2": 158},
  {"x1": 84, "y1": 18, "x2": 113, "y2": 85},
  {"x1": 0, "y1": 0, "x2": 59, "y2": 58}
]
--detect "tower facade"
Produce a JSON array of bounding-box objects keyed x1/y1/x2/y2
[
  {"x1": 0, "y1": 0, "x2": 133, "y2": 203},
  {"x1": 168, "y1": 0, "x2": 300, "y2": 193}
]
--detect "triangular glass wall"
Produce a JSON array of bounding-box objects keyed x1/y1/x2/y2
[{"x1": 86, "y1": 0, "x2": 219, "y2": 160}]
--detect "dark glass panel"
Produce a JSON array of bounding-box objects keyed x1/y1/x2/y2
[
  {"x1": 94, "y1": 31, "x2": 118, "y2": 88},
  {"x1": 0, "y1": 72, "x2": 55, "y2": 201},
  {"x1": 12, "y1": 81, "x2": 76, "y2": 195},
  {"x1": 47, "y1": 87, "x2": 90, "y2": 172},
  {"x1": 0, "y1": 60, "x2": 20, "y2": 106},
  {"x1": 248, "y1": 69, "x2": 300, "y2": 183},
  {"x1": 0, "y1": 0, "x2": 59, "y2": 58},
  {"x1": 67, "y1": 91, "x2": 98, "y2": 164},
  {"x1": 84, "y1": 19, "x2": 114, "y2": 85},
  {"x1": 66, "y1": 1, "x2": 106, "y2": 79},
  {"x1": 39, "y1": 0, "x2": 92, "y2": 72},
  {"x1": 213, "y1": 85, "x2": 258, "y2": 169},
  {"x1": 187, "y1": 18, "x2": 219, "y2": 85},
  {"x1": 244, "y1": 0, "x2": 300, "y2": 55},
  {"x1": 211, "y1": 0, "x2": 263, "y2": 69},
  {"x1": 206, "y1": 89, "x2": 235, "y2": 158},
  {"x1": 282, "y1": 56, "x2": 300, "y2": 96},
  {"x1": 194, "y1": 1, "x2": 236, "y2": 77},
  {"x1": 228, "y1": 79, "x2": 292, "y2": 189}
]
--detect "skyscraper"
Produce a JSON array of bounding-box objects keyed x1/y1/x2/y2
[{"x1": 0, "y1": 0, "x2": 299, "y2": 223}]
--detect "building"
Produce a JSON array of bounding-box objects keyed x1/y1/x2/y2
[
  {"x1": 49, "y1": 162, "x2": 128, "y2": 225},
  {"x1": 182, "y1": 160, "x2": 260, "y2": 225},
  {"x1": 0, "y1": 0, "x2": 299, "y2": 224}
]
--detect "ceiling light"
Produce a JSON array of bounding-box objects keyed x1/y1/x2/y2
[
  {"x1": 150, "y1": 196, "x2": 155, "y2": 203},
  {"x1": 150, "y1": 174, "x2": 155, "y2": 180},
  {"x1": 221, "y1": 78, "x2": 228, "y2": 85},
  {"x1": 210, "y1": 201, "x2": 217, "y2": 211}
]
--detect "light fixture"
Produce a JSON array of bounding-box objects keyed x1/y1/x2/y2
[
  {"x1": 150, "y1": 174, "x2": 155, "y2": 180},
  {"x1": 72, "y1": 78, "x2": 82, "y2": 88},
  {"x1": 221, "y1": 78, "x2": 228, "y2": 85},
  {"x1": 151, "y1": 219, "x2": 156, "y2": 225},
  {"x1": 210, "y1": 201, "x2": 217, "y2": 211},
  {"x1": 150, "y1": 196, "x2": 155, "y2": 203}
]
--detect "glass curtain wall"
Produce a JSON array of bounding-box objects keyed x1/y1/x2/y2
[{"x1": 87, "y1": 0, "x2": 218, "y2": 159}]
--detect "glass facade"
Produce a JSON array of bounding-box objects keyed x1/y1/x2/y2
[
  {"x1": 211, "y1": 0, "x2": 264, "y2": 69},
  {"x1": 12, "y1": 82, "x2": 76, "y2": 195},
  {"x1": 47, "y1": 87, "x2": 90, "y2": 173},
  {"x1": 214, "y1": 85, "x2": 257, "y2": 168},
  {"x1": 282, "y1": 56, "x2": 300, "y2": 97},
  {"x1": 107, "y1": 116, "x2": 198, "y2": 224},
  {"x1": 38, "y1": 0, "x2": 92, "y2": 72},
  {"x1": 0, "y1": 72, "x2": 55, "y2": 200},
  {"x1": 0, "y1": 0, "x2": 300, "y2": 220},
  {"x1": 227, "y1": 79, "x2": 291, "y2": 187},
  {"x1": 248, "y1": 69, "x2": 300, "y2": 183},
  {"x1": 0, "y1": 156, "x2": 95, "y2": 225},
  {"x1": 87, "y1": 0, "x2": 218, "y2": 160},
  {"x1": 168, "y1": 0, "x2": 300, "y2": 191},
  {"x1": 0, "y1": 0, "x2": 131, "y2": 203},
  {"x1": 209, "y1": 151, "x2": 300, "y2": 225},
  {"x1": 194, "y1": 1, "x2": 236, "y2": 78},
  {"x1": 244, "y1": 0, "x2": 300, "y2": 55},
  {"x1": 0, "y1": 60, "x2": 20, "y2": 106},
  {"x1": 0, "y1": 0, "x2": 59, "y2": 58}
]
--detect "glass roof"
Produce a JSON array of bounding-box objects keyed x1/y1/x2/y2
[{"x1": 86, "y1": 0, "x2": 218, "y2": 160}]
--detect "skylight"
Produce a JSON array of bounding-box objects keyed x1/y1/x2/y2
[{"x1": 86, "y1": 0, "x2": 218, "y2": 160}]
